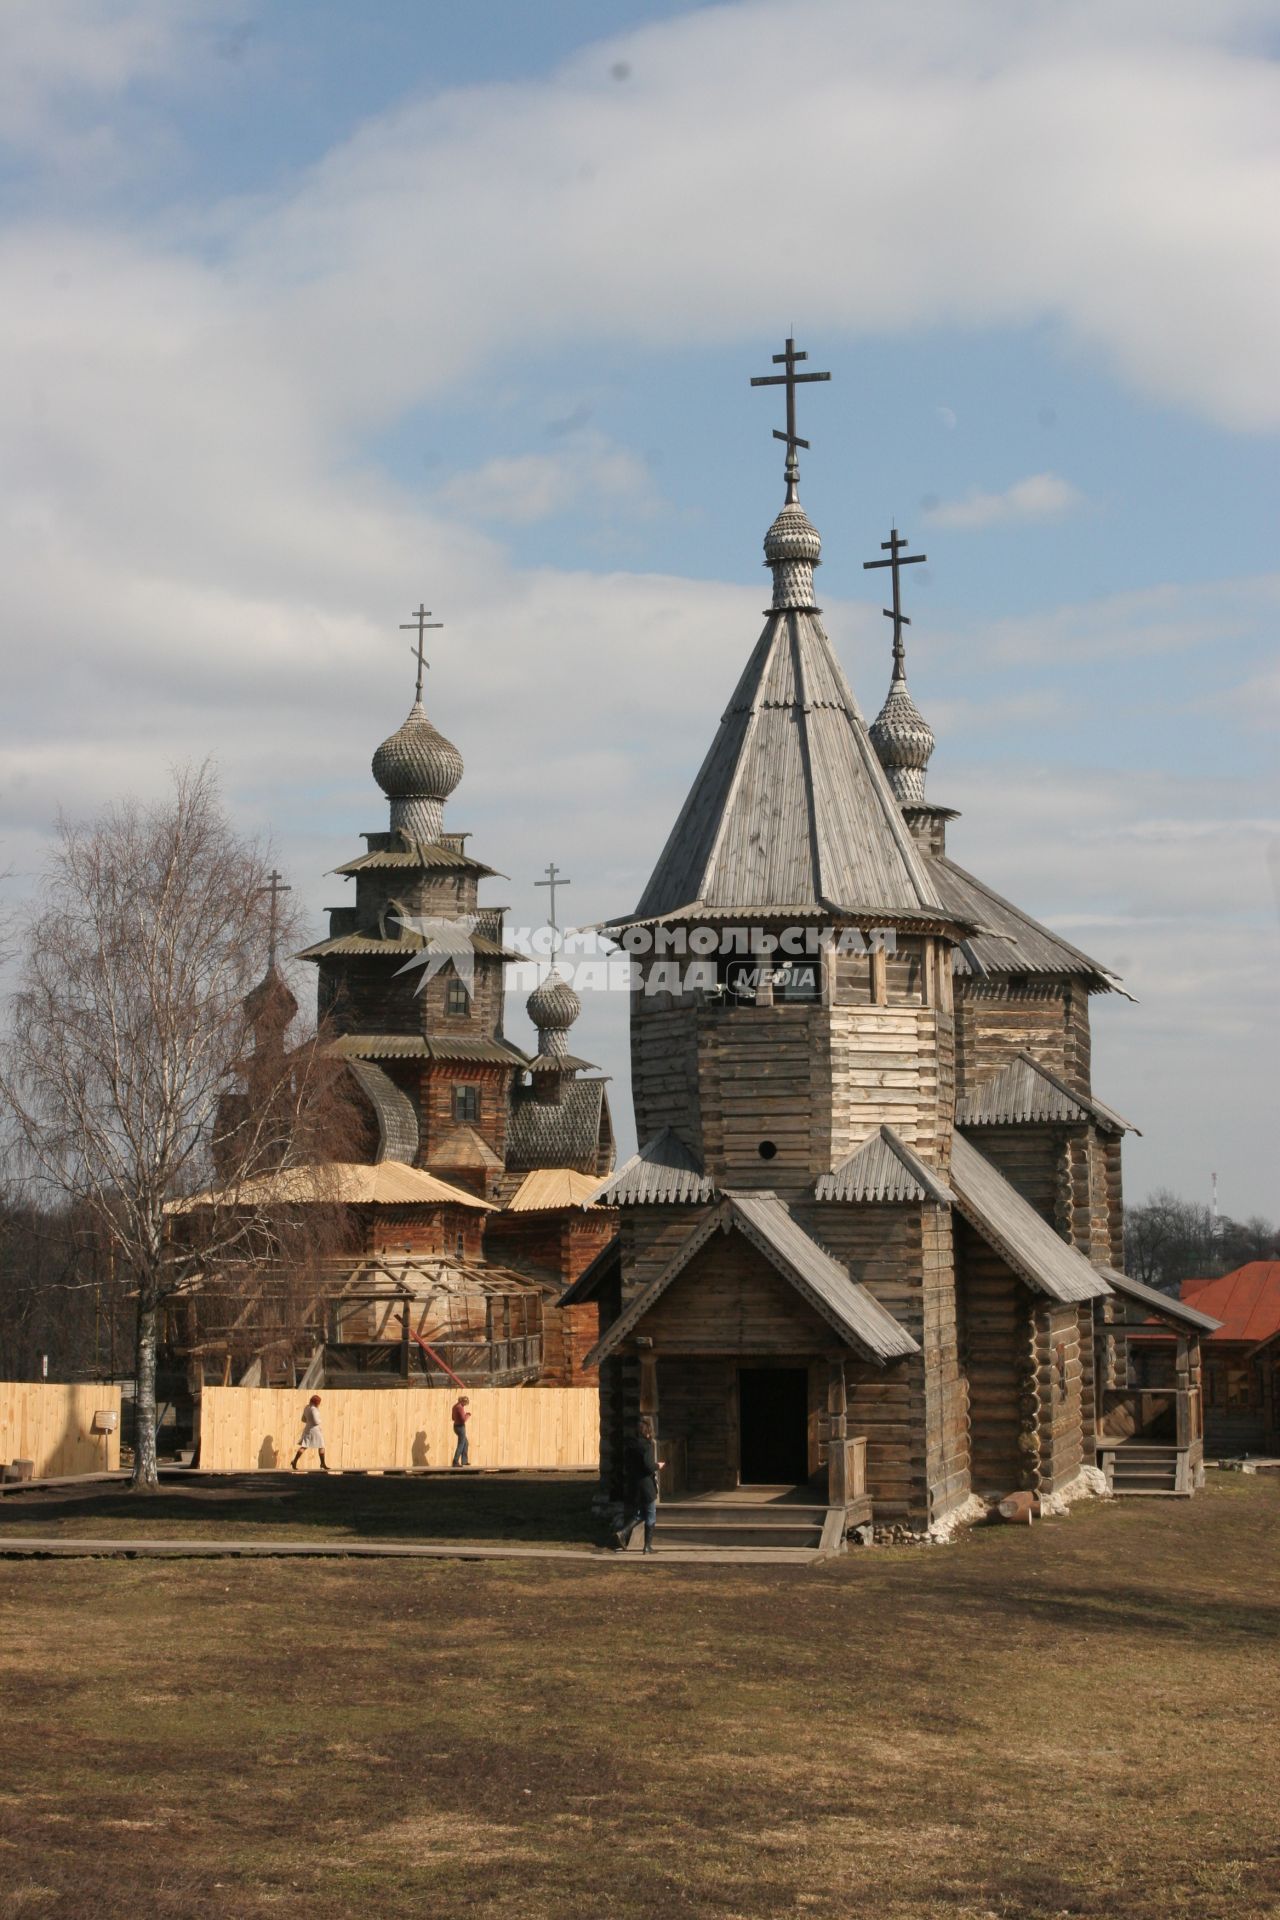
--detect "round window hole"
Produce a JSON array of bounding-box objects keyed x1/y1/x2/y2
[{"x1": 757, "y1": 1140, "x2": 778, "y2": 1161}]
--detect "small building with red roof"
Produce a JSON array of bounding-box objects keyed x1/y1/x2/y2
[{"x1": 1179, "y1": 1263, "x2": 1280, "y2": 1455}]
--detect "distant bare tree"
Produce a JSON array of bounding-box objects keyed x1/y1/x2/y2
[
  {"x1": 1125, "y1": 1188, "x2": 1278, "y2": 1294},
  {"x1": 0, "y1": 766, "x2": 356, "y2": 1488}
]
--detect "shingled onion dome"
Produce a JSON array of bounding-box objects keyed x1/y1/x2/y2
[
  {"x1": 869, "y1": 662, "x2": 935, "y2": 807},
  {"x1": 526, "y1": 968, "x2": 581, "y2": 1059},
  {"x1": 371, "y1": 700, "x2": 464, "y2": 844},
  {"x1": 764, "y1": 498, "x2": 822, "y2": 610}
]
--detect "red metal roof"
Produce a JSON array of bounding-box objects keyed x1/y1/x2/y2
[{"x1": 1181, "y1": 1262, "x2": 1280, "y2": 1346}]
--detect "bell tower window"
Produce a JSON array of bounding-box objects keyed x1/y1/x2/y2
[{"x1": 446, "y1": 977, "x2": 469, "y2": 1016}]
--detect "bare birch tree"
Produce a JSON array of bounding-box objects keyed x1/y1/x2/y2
[{"x1": 0, "y1": 765, "x2": 356, "y2": 1488}]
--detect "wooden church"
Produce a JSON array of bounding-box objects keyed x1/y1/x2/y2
[
  {"x1": 567, "y1": 340, "x2": 1215, "y2": 1540},
  {"x1": 168, "y1": 630, "x2": 616, "y2": 1407}
]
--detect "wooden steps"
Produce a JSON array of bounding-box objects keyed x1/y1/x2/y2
[
  {"x1": 632, "y1": 1496, "x2": 832, "y2": 1555},
  {"x1": 1107, "y1": 1444, "x2": 1183, "y2": 1497}
]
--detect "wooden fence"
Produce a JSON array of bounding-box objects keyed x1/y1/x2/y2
[
  {"x1": 199, "y1": 1386, "x2": 599, "y2": 1473},
  {"x1": 0, "y1": 1383, "x2": 123, "y2": 1478}
]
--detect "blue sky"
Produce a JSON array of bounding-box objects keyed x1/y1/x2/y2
[{"x1": 0, "y1": 0, "x2": 1276, "y2": 1211}]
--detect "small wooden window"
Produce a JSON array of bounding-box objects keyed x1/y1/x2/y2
[
  {"x1": 446, "y1": 978, "x2": 469, "y2": 1015},
  {"x1": 453, "y1": 1085, "x2": 481, "y2": 1123},
  {"x1": 775, "y1": 961, "x2": 819, "y2": 1003}
]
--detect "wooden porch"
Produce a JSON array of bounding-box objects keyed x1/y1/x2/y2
[{"x1": 641, "y1": 1345, "x2": 872, "y2": 1553}]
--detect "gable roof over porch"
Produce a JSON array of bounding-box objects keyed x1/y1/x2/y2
[
  {"x1": 584, "y1": 1190, "x2": 919, "y2": 1370},
  {"x1": 949, "y1": 1133, "x2": 1111, "y2": 1305}
]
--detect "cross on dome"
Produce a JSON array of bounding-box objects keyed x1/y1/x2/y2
[
  {"x1": 257, "y1": 868, "x2": 292, "y2": 970},
  {"x1": 535, "y1": 861, "x2": 572, "y2": 947},
  {"x1": 400, "y1": 604, "x2": 443, "y2": 704},
  {"x1": 863, "y1": 527, "x2": 927, "y2": 681},
  {"x1": 750, "y1": 335, "x2": 831, "y2": 501}
]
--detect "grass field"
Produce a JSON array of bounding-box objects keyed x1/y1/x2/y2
[
  {"x1": 0, "y1": 1471, "x2": 1277, "y2": 1920},
  {"x1": 0, "y1": 1469, "x2": 596, "y2": 1546}
]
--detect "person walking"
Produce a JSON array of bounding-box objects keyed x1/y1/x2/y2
[
  {"x1": 290, "y1": 1394, "x2": 331, "y2": 1473},
  {"x1": 617, "y1": 1416, "x2": 664, "y2": 1554},
  {"x1": 451, "y1": 1393, "x2": 471, "y2": 1467}
]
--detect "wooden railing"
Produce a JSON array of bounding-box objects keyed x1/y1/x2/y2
[
  {"x1": 325, "y1": 1335, "x2": 543, "y2": 1384},
  {"x1": 827, "y1": 1434, "x2": 867, "y2": 1507},
  {"x1": 1098, "y1": 1387, "x2": 1197, "y2": 1449}
]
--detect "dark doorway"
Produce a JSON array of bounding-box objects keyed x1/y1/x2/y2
[{"x1": 738, "y1": 1367, "x2": 809, "y2": 1485}]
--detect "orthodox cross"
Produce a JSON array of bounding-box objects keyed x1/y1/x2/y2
[
  {"x1": 399, "y1": 604, "x2": 443, "y2": 702},
  {"x1": 535, "y1": 862, "x2": 572, "y2": 948},
  {"x1": 258, "y1": 869, "x2": 291, "y2": 970},
  {"x1": 750, "y1": 336, "x2": 831, "y2": 493},
  {"x1": 863, "y1": 527, "x2": 926, "y2": 678}
]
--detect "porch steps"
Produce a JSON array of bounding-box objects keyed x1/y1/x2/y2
[
  {"x1": 1106, "y1": 1444, "x2": 1182, "y2": 1497},
  {"x1": 630, "y1": 1498, "x2": 830, "y2": 1554}
]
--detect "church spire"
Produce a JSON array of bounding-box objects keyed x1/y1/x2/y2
[
  {"x1": 865, "y1": 527, "x2": 936, "y2": 807},
  {"x1": 622, "y1": 345, "x2": 947, "y2": 927}
]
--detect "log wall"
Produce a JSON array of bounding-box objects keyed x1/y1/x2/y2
[
  {"x1": 1033, "y1": 1302, "x2": 1085, "y2": 1495},
  {"x1": 954, "y1": 977, "x2": 1093, "y2": 1101},
  {"x1": 955, "y1": 1219, "x2": 1031, "y2": 1496},
  {"x1": 0, "y1": 1382, "x2": 123, "y2": 1478}
]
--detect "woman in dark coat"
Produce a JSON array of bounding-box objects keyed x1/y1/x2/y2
[{"x1": 617, "y1": 1416, "x2": 663, "y2": 1554}]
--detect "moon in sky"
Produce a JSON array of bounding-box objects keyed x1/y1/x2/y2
[{"x1": 936, "y1": 405, "x2": 958, "y2": 430}]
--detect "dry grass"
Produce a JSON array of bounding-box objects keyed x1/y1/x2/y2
[{"x1": 0, "y1": 1471, "x2": 1277, "y2": 1920}]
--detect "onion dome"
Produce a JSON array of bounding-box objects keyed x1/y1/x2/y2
[
  {"x1": 372, "y1": 701, "x2": 463, "y2": 843},
  {"x1": 372, "y1": 701, "x2": 464, "y2": 802},
  {"x1": 870, "y1": 672, "x2": 935, "y2": 807},
  {"x1": 763, "y1": 499, "x2": 822, "y2": 612},
  {"x1": 526, "y1": 967, "x2": 581, "y2": 1060}
]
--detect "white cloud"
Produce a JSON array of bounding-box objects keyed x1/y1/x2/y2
[
  {"x1": 925, "y1": 472, "x2": 1085, "y2": 531},
  {"x1": 950, "y1": 574, "x2": 1280, "y2": 667},
  {"x1": 229, "y1": 0, "x2": 1280, "y2": 431},
  {"x1": 0, "y1": 0, "x2": 220, "y2": 176},
  {"x1": 436, "y1": 432, "x2": 658, "y2": 526}
]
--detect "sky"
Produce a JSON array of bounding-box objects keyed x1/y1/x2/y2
[{"x1": 0, "y1": 0, "x2": 1276, "y2": 1213}]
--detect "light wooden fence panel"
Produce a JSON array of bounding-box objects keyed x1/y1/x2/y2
[
  {"x1": 0, "y1": 1383, "x2": 122, "y2": 1477},
  {"x1": 199, "y1": 1386, "x2": 599, "y2": 1473}
]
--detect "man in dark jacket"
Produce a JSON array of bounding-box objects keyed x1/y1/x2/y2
[{"x1": 617, "y1": 1416, "x2": 663, "y2": 1554}]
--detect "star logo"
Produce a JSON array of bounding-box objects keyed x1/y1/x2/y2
[{"x1": 390, "y1": 913, "x2": 480, "y2": 999}]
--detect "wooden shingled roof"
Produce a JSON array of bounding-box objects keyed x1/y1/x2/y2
[
  {"x1": 957, "y1": 1052, "x2": 1136, "y2": 1135},
  {"x1": 622, "y1": 609, "x2": 957, "y2": 926},
  {"x1": 326, "y1": 1032, "x2": 530, "y2": 1069},
  {"x1": 586, "y1": 1190, "x2": 919, "y2": 1368},
  {"x1": 505, "y1": 1168, "x2": 609, "y2": 1213},
  {"x1": 949, "y1": 1135, "x2": 1110, "y2": 1304},
  {"x1": 598, "y1": 1127, "x2": 716, "y2": 1205},
  {"x1": 930, "y1": 855, "x2": 1127, "y2": 992},
  {"x1": 815, "y1": 1125, "x2": 956, "y2": 1204},
  {"x1": 170, "y1": 1161, "x2": 495, "y2": 1213}
]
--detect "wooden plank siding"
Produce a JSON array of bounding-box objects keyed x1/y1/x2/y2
[
  {"x1": 636, "y1": 1231, "x2": 839, "y2": 1354},
  {"x1": 199, "y1": 1385, "x2": 598, "y2": 1473},
  {"x1": 0, "y1": 1382, "x2": 123, "y2": 1478}
]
